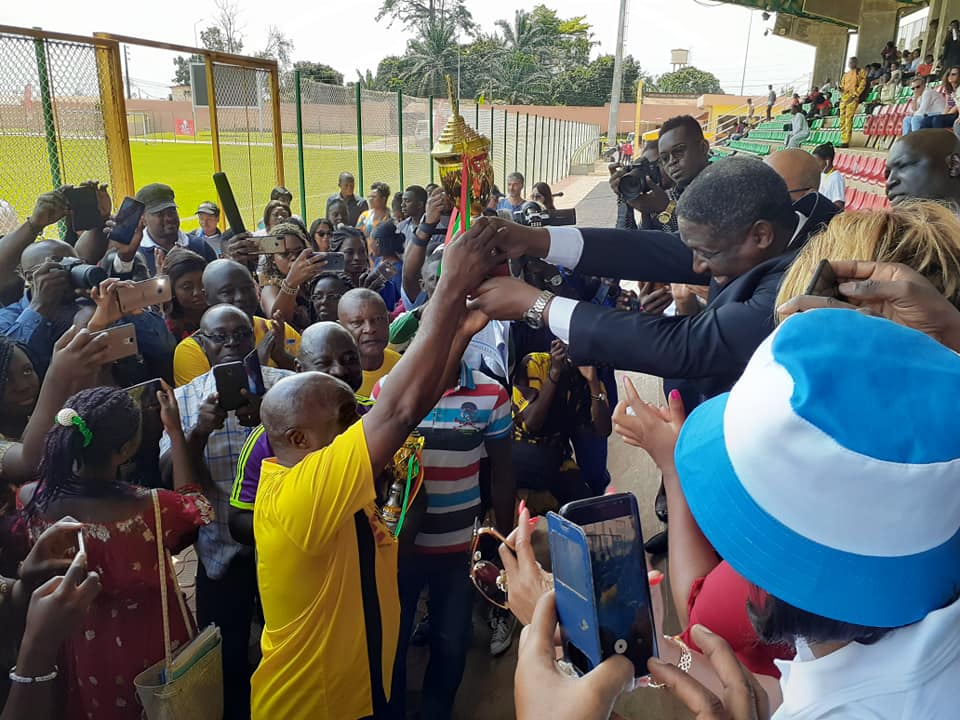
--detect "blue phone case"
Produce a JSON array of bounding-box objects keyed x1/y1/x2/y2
[{"x1": 547, "y1": 511, "x2": 603, "y2": 673}]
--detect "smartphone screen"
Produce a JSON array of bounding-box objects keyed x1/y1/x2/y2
[
  {"x1": 109, "y1": 197, "x2": 145, "y2": 245},
  {"x1": 243, "y1": 350, "x2": 266, "y2": 396},
  {"x1": 65, "y1": 185, "x2": 102, "y2": 232},
  {"x1": 125, "y1": 377, "x2": 163, "y2": 414},
  {"x1": 804, "y1": 258, "x2": 846, "y2": 300},
  {"x1": 561, "y1": 494, "x2": 658, "y2": 677}
]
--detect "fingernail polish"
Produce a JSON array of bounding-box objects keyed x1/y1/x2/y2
[
  {"x1": 648, "y1": 572, "x2": 664, "y2": 587},
  {"x1": 528, "y1": 516, "x2": 539, "y2": 528},
  {"x1": 518, "y1": 499, "x2": 526, "y2": 516},
  {"x1": 669, "y1": 389, "x2": 680, "y2": 401}
]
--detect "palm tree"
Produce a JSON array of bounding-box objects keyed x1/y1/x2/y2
[
  {"x1": 495, "y1": 10, "x2": 547, "y2": 57},
  {"x1": 400, "y1": 18, "x2": 459, "y2": 96}
]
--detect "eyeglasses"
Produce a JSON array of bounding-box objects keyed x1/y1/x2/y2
[
  {"x1": 659, "y1": 144, "x2": 687, "y2": 164},
  {"x1": 315, "y1": 230, "x2": 332, "y2": 237},
  {"x1": 470, "y1": 520, "x2": 509, "y2": 608},
  {"x1": 198, "y1": 327, "x2": 254, "y2": 344}
]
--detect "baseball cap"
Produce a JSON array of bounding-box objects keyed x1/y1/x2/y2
[
  {"x1": 675, "y1": 309, "x2": 960, "y2": 629},
  {"x1": 135, "y1": 183, "x2": 177, "y2": 214},
  {"x1": 197, "y1": 201, "x2": 219, "y2": 216}
]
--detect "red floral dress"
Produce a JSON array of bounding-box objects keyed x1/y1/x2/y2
[{"x1": 25, "y1": 487, "x2": 213, "y2": 720}]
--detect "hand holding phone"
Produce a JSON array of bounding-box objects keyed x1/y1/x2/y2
[
  {"x1": 116, "y1": 276, "x2": 173, "y2": 314},
  {"x1": 252, "y1": 235, "x2": 287, "y2": 254},
  {"x1": 212, "y1": 361, "x2": 247, "y2": 411},
  {"x1": 64, "y1": 185, "x2": 102, "y2": 232},
  {"x1": 91, "y1": 323, "x2": 139, "y2": 363},
  {"x1": 108, "y1": 197, "x2": 146, "y2": 245},
  {"x1": 804, "y1": 259, "x2": 847, "y2": 301}
]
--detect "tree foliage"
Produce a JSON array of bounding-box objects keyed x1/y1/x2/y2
[
  {"x1": 294, "y1": 61, "x2": 344, "y2": 86},
  {"x1": 376, "y1": 0, "x2": 476, "y2": 34},
  {"x1": 655, "y1": 66, "x2": 723, "y2": 95},
  {"x1": 172, "y1": 56, "x2": 195, "y2": 85}
]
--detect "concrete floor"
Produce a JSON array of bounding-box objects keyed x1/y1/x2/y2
[{"x1": 404, "y1": 178, "x2": 690, "y2": 719}]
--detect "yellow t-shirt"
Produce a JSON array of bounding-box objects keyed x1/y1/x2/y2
[
  {"x1": 173, "y1": 316, "x2": 302, "y2": 387},
  {"x1": 358, "y1": 347, "x2": 401, "y2": 398},
  {"x1": 251, "y1": 420, "x2": 399, "y2": 720}
]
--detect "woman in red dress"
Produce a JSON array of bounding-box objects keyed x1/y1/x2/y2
[{"x1": 20, "y1": 384, "x2": 212, "y2": 720}]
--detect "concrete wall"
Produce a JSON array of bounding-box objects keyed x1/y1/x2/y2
[
  {"x1": 812, "y1": 24, "x2": 851, "y2": 85},
  {"x1": 857, "y1": 0, "x2": 902, "y2": 66}
]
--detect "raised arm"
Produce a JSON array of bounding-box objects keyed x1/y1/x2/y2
[
  {"x1": 0, "y1": 191, "x2": 68, "y2": 289},
  {"x1": 363, "y1": 223, "x2": 506, "y2": 472}
]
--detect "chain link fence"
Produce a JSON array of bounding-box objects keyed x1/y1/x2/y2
[
  {"x1": 0, "y1": 31, "x2": 114, "y2": 237},
  {"x1": 293, "y1": 73, "x2": 599, "y2": 223}
]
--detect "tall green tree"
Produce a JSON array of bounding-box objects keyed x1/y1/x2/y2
[
  {"x1": 295, "y1": 62, "x2": 344, "y2": 86},
  {"x1": 495, "y1": 10, "x2": 548, "y2": 56},
  {"x1": 377, "y1": 0, "x2": 476, "y2": 34},
  {"x1": 400, "y1": 19, "x2": 460, "y2": 96},
  {"x1": 655, "y1": 66, "x2": 724, "y2": 95}
]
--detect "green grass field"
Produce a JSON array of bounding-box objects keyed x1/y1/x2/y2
[{"x1": 1, "y1": 135, "x2": 433, "y2": 234}]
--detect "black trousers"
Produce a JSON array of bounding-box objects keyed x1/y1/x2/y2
[{"x1": 196, "y1": 553, "x2": 257, "y2": 720}]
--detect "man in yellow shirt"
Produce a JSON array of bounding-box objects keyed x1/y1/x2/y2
[
  {"x1": 173, "y1": 259, "x2": 301, "y2": 385},
  {"x1": 251, "y1": 221, "x2": 507, "y2": 719},
  {"x1": 338, "y1": 287, "x2": 399, "y2": 396},
  {"x1": 839, "y1": 56, "x2": 866, "y2": 148}
]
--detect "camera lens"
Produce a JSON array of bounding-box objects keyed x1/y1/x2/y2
[
  {"x1": 60, "y1": 258, "x2": 107, "y2": 289},
  {"x1": 618, "y1": 169, "x2": 650, "y2": 202}
]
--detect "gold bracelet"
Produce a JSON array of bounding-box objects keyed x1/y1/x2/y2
[
  {"x1": 647, "y1": 634, "x2": 692, "y2": 689},
  {"x1": 279, "y1": 279, "x2": 298, "y2": 296}
]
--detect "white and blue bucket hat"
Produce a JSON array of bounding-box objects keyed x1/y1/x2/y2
[{"x1": 675, "y1": 309, "x2": 960, "y2": 628}]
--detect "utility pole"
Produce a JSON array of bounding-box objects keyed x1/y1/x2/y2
[
  {"x1": 606, "y1": 0, "x2": 629, "y2": 148},
  {"x1": 739, "y1": 10, "x2": 754, "y2": 95},
  {"x1": 124, "y1": 45, "x2": 132, "y2": 100}
]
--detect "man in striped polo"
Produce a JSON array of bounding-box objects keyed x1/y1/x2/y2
[{"x1": 373, "y1": 361, "x2": 514, "y2": 718}]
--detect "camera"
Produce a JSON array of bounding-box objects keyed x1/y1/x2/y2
[
  {"x1": 60, "y1": 257, "x2": 107, "y2": 289},
  {"x1": 617, "y1": 157, "x2": 663, "y2": 202},
  {"x1": 512, "y1": 201, "x2": 577, "y2": 227}
]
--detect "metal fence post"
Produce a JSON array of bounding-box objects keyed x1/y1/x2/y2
[
  {"x1": 502, "y1": 111, "x2": 508, "y2": 186},
  {"x1": 33, "y1": 37, "x2": 62, "y2": 190},
  {"x1": 203, "y1": 56, "x2": 222, "y2": 177},
  {"x1": 355, "y1": 84, "x2": 364, "y2": 191},
  {"x1": 475, "y1": 101, "x2": 479, "y2": 128},
  {"x1": 524, "y1": 114, "x2": 530, "y2": 183},
  {"x1": 294, "y1": 69, "x2": 307, "y2": 219},
  {"x1": 514, "y1": 112, "x2": 520, "y2": 176},
  {"x1": 397, "y1": 90, "x2": 404, "y2": 189},
  {"x1": 268, "y1": 63, "x2": 284, "y2": 186},
  {"x1": 93, "y1": 34, "x2": 134, "y2": 201},
  {"x1": 429, "y1": 95, "x2": 435, "y2": 184},
  {"x1": 533, "y1": 116, "x2": 540, "y2": 182}
]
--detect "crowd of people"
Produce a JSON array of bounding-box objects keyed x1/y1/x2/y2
[{"x1": 2, "y1": 55, "x2": 960, "y2": 720}]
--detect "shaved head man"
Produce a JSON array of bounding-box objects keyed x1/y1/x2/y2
[
  {"x1": 296, "y1": 321, "x2": 363, "y2": 392},
  {"x1": 765, "y1": 149, "x2": 823, "y2": 202},
  {"x1": 203, "y1": 259, "x2": 260, "y2": 318},
  {"x1": 338, "y1": 287, "x2": 399, "y2": 396},
  {"x1": 885, "y1": 129, "x2": 960, "y2": 206},
  {"x1": 261, "y1": 371, "x2": 358, "y2": 466}
]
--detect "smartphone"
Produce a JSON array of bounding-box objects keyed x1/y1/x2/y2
[
  {"x1": 65, "y1": 185, "x2": 102, "y2": 232},
  {"x1": 212, "y1": 361, "x2": 247, "y2": 411},
  {"x1": 252, "y1": 235, "x2": 287, "y2": 254},
  {"x1": 559, "y1": 493, "x2": 658, "y2": 677},
  {"x1": 92, "y1": 323, "x2": 139, "y2": 363},
  {"x1": 212, "y1": 172, "x2": 246, "y2": 234},
  {"x1": 243, "y1": 350, "x2": 266, "y2": 396},
  {"x1": 125, "y1": 377, "x2": 163, "y2": 414},
  {"x1": 116, "y1": 276, "x2": 173, "y2": 314},
  {"x1": 804, "y1": 258, "x2": 846, "y2": 300},
  {"x1": 547, "y1": 512, "x2": 604, "y2": 675},
  {"x1": 109, "y1": 196, "x2": 145, "y2": 245},
  {"x1": 375, "y1": 261, "x2": 398, "y2": 280},
  {"x1": 320, "y1": 251, "x2": 346, "y2": 272}
]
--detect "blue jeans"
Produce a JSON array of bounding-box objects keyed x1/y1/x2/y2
[
  {"x1": 390, "y1": 552, "x2": 474, "y2": 720},
  {"x1": 902, "y1": 114, "x2": 942, "y2": 135}
]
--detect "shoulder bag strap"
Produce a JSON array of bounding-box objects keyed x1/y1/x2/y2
[
  {"x1": 151, "y1": 491, "x2": 195, "y2": 648},
  {"x1": 151, "y1": 490, "x2": 173, "y2": 677}
]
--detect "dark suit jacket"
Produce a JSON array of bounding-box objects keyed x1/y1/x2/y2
[{"x1": 568, "y1": 197, "x2": 838, "y2": 399}]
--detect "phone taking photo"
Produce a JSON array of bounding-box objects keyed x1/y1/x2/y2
[
  {"x1": 804, "y1": 258, "x2": 846, "y2": 301},
  {"x1": 212, "y1": 361, "x2": 247, "y2": 411},
  {"x1": 92, "y1": 323, "x2": 139, "y2": 364},
  {"x1": 318, "y1": 251, "x2": 346, "y2": 272},
  {"x1": 243, "y1": 350, "x2": 266, "y2": 397},
  {"x1": 116, "y1": 276, "x2": 173, "y2": 314},
  {"x1": 252, "y1": 235, "x2": 287, "y2": 255},
  {"x1": 550, "y1": 493, "x2": 659, "y2": 678},
  {"x1": 109, "y1": 197, "x2": 145, "y2": 245},
  {"x1": 64, "y1": 185, "x2": 102, "y2": 232}
]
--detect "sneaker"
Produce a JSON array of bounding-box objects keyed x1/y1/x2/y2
[
  {"x1": 489, "y1": 609, "x2": 517, "y2": 657},
  {"x1": 410, "y1": 615, "x2": 430, "y2": 646}
]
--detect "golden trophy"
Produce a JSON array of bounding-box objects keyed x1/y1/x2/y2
[{"x1": 431, "y1": 76, "x2": 494, "y2": 228}]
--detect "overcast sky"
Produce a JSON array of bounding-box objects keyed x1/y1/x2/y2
[{"x1": 10, "y1": 0, "x2": 821, "y2": 97}]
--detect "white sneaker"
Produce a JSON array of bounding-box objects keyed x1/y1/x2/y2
[{"x1": 489, "y1": 609, "x2": 517, "y2": 657}]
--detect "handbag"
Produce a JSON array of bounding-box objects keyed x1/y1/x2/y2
[{"x1": 133, "y1": 490, "x2": 224, "y2": 720}]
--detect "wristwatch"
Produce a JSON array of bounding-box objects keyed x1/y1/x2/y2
[{"x1": 522, "y1": 290, "x2": 555, "y2": 329}]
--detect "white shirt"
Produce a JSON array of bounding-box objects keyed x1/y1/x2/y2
[
  {"x1": 913, "y1": 87, "x2": 946, "y2": 117},
  {"x1": 791, "y1": 113, "x2": 809, "y2": 134},
  {"x1": 819, "y1": 169, "x2": 846, "y2": 204},
  {"x1": 773, "y1": 597, "x2": 960, "y2": 719}
]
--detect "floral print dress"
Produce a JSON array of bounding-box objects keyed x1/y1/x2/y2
[{"x1": 25, "y1": 487, "x2": 213, "y2": 720}]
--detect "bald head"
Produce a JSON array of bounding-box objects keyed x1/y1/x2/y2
[
  {"x1": 886, "y1": 130, "x2": 960, "y2": 205},
  {"x1": 261, "y1": 371, "x2": 357, "y2": 465},
  {"x1": 297, "y1": 321, "x2": 363, "y2": 391},
  {"x1": 20, "y1": 239, "x2": 76, "y2": 275},
  {"x1": 338, "y1": 288, "x2": 389, "y2": 364},
  {"x1": 202, "y1": 259, "x2": 259, "y2": 317},
  {"x1": 765, "y1": 149, "x2": 822, "y2": 202}
]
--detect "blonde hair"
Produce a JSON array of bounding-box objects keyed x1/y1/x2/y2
[{"x1": 776, "y1": 201, "x2": 960, "y2": 321}]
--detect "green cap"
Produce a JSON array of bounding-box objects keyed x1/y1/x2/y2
[{"x1": 135, "y1": 183, "x2": 177, "y2": 214}]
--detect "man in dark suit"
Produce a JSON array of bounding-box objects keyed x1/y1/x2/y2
[{"x1": 470, "y1": 156, "x2": 836, "y2": 402}]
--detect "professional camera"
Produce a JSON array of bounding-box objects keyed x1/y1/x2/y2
[
  {"x1": 512, "y1": 201, "x2": 576, "y2": 227},
  {"x1": 60, "y1": 257, "x2": 107, "y2": 289},
  {"x1": 617, "y1": 157, "x2": 663, "y2": 202}
]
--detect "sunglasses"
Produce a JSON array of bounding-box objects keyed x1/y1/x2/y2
[{"x1": 470, "y1": 519, "x2": 509, "y2": 608}]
